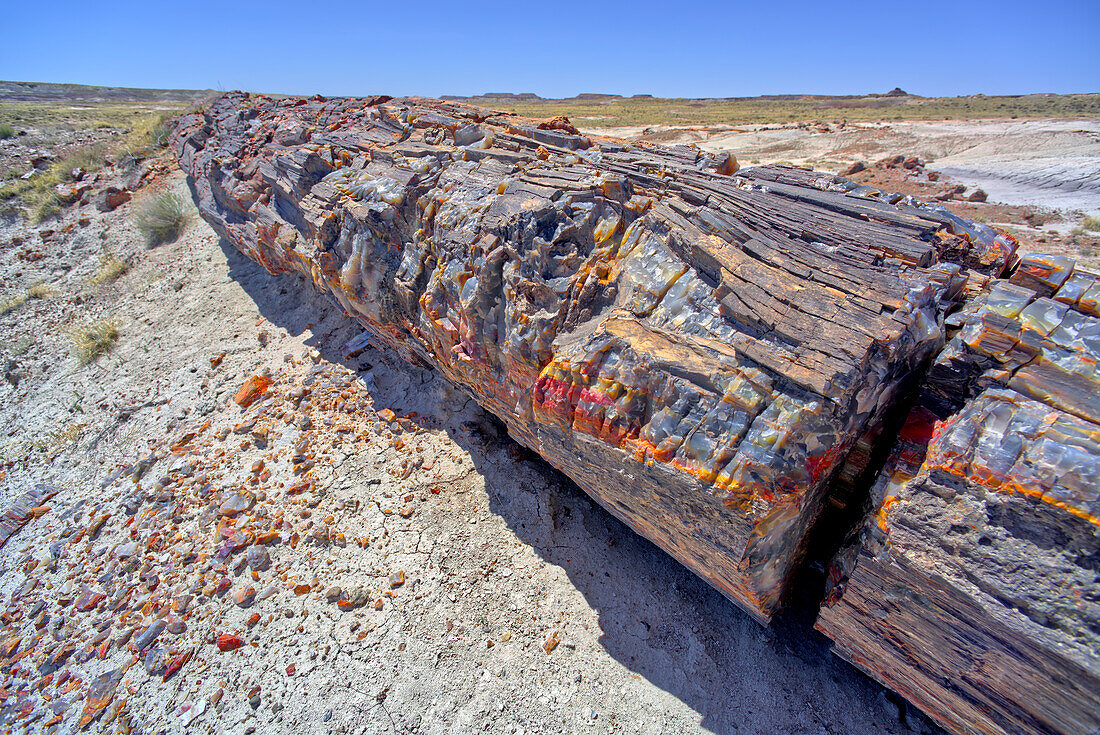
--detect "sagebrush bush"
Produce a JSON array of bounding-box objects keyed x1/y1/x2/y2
[{"x1": 133, "y1": 191, "x2": 192, "y2": 246}]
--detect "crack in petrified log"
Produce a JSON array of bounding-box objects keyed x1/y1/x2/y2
[
  {"x1": 172, "y1": 92, "x2": 1019, "y2": 625},
  {"x1": 817, "y1": 253, "x2": 1100, "y2": 735}
]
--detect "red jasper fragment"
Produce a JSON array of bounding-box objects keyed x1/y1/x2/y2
[
  {"x1": 163, "y1": 649, "x2": 192, "y2": 681},
  {"x1": 216, "y1": 634, "x2": 244, "y2": 652},
  {"x1": 233, "y1": 375, "x2": 272, "y2": 408}
]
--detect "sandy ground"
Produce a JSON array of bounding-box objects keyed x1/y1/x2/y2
[
  {"x1": 0, "y1": 158, "x2": 938, "y2": 734},
  {"x1": 591, "y1": 119, "x2": 1100, "y2": 219}
]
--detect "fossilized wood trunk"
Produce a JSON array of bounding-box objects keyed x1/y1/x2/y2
[
  {"x1": 817, "y1": 253, "x2": 1100, "y2": 735},
  {"x1": 174, "y1": 92, "x2": 1100, "y2": 734},
  {"x1": 172, "y1": 92, "x2": 1019, "y2": 625}
]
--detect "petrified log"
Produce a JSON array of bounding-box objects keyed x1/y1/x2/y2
[
  {"x1": 172, "y1": 92, "x2": 1020, "y2": 625},
  {"x1": 174, "y1": 92, "x2": 1100, "y2": 734},
  {"x1": 817, "y1": 252, "x2": 1100, "y2": 735}
]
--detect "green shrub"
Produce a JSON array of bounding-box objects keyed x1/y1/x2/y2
[
  {"x1": 133, "y1": 191, "x2": 191, "y2": 246},
  {"x1": 0, "y1": 124, "x2": 14, "y2": 139}
]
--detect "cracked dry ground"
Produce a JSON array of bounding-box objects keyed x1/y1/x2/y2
[{"x1": 0, "y1": 163, "x2": 943, "y2": 734}]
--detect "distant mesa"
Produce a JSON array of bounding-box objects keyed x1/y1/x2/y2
[
  {"x1": 431, "y1": 89, "x2": 920, "y2": 106},
  {"x1": 814, "y1": 88, "x2": 916, "y2": 109},
  {"x1": 441, "y1": 92, "x2": 543, "y2": 101},
  {"x1": 0, "y1": 80, "x2": 212, "y2": 103}
]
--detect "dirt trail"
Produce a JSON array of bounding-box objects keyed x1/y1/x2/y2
[{"x1": 0, "y1": 160, "x2": 938, "y2": 733}]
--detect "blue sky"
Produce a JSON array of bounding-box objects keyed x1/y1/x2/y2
[{"x1": 2, "y1": 0, "x2": 1097, "y2": 98}]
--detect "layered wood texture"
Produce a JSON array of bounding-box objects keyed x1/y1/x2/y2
[
  {"x1": 817, "y1": 252, "x2": 1100, "y2": 735},
  {"x1": 172, "y1": 93, "x2": 1021, "y2": 625},
  {"x1": 173, "y1": 92, "x2": 1100, "y2": 735}
]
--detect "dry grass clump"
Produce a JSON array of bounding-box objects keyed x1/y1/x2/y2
[
  {"x1": 1081, "y1": 216, "x2": 1100, "y2": 233},
  {"x1": 0, "y1": 175, "x2": 54, "y2": 220},
  {"x1": 90, "y1": 253, "x2": 130, "y2": 284},
  {"x1": 0, "y1": 124, "x2": 14, "y2": 139},
  {"x1": 0, "y1": 293, "x2": 28, "y2": 316},
  {"x1": 29, "y1": 421, "x2": 89, "y2": 452},
  {"x1": 27, "y1": 282, "x2": 56, "y2": 299},
  {"x1": 0, "y1": 143, "x2": 109, "y2": 221},
  {"x1": 49, "y1": 422, "x2": 87, "y2": 446},
  {"x1": 122, "y1": 112, "x2": 174, "y2": 158},
  {"x1": 63, "y1": 144, "x2": 109, "y2": 175},
  {"x1": 133, "y1": 191, "x2": 191, "y2": 246},
  {"x1": 0, "y1": 282, "x2": 55, "y2": 315},
  {"x1": 71, "y1": 316, "x2": 121, "y2": 364}
]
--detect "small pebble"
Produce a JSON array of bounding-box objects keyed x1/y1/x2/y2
[
  {"x1": 135, "y1": 620, "x2": 166, "y2": 650},
  {"x1": 246, "y1": 545, "x2": 270, "y2": 571},
  {"x1": 233, "y1": 586, "x2": 256, "y2": 608},
  {"x1": 544, "y1": 630, "x2": 560, "y2": 654},
  {"x1": 339, "y1": 587, "x2": 370, "y2": 609}
]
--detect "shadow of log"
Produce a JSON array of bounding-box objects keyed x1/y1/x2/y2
[{"x1": 221, "y1": 236, "x2": 942, "y2": 735}]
